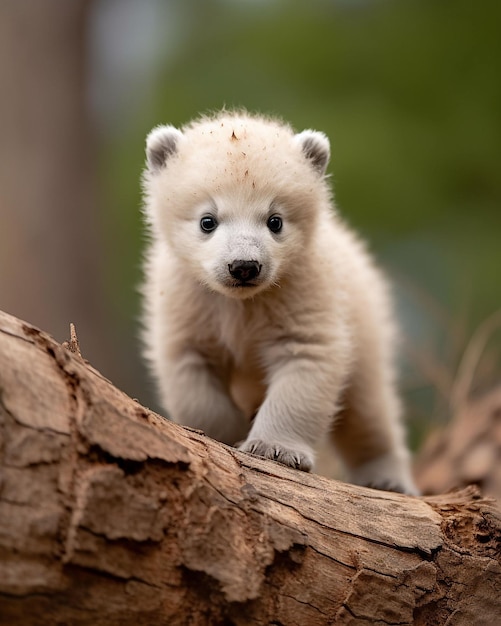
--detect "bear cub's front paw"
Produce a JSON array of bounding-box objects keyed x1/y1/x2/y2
[{"x1": 239, "y1": 439, "x2": 313, "y2": 472}]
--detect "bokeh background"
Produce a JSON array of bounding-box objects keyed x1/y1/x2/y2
[{"x1": 1, "y1": 0, "x2": 500, "y2": 453}]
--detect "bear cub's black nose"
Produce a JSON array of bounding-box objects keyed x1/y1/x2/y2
[{"x1": 228, "y1": 260, "x2": 261, "y2": 282}]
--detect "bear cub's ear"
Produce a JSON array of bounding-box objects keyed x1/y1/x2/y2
[
  {"x1": 146, "y1": 125, "x2": 183, "y2": 172},
  {"x1": 294, "y1": 130, "x2": 330, "y2": 176}
]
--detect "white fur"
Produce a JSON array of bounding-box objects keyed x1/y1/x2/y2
[{"x1": 141, "y1": 111, "x2": 418, "y2": 495}]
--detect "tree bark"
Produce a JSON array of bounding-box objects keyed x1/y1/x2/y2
[{"x1": 0, "y1": 310, "x2": 500, "y2": 626}]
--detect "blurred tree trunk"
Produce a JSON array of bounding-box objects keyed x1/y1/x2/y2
[
  {"x1": 1, "y1": 309, "x2": 500, "y2": 626},
  {"x1": 0, "y1": 0, "x2": 113, "y2": 373}
]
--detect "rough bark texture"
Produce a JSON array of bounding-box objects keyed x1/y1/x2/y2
[{"x1": 0, "y1": 309, "x2": 500, "y2": 626}]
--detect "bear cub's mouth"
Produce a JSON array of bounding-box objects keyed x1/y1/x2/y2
[{"x1": 231, "y1": 281, "x2": 259, "y2": 288}]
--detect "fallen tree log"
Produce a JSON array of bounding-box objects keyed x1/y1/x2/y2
[{"x1": 0, "y1": 309, "x2": 500, "y2": 625}]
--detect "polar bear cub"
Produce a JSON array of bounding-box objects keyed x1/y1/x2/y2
[{"x1": 141, "y1": 111, "x2": 417, "y2": 494}]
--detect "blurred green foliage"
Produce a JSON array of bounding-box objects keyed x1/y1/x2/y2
[{"x1": 101, "y1": 0, "x2": 501, "y2": 439}]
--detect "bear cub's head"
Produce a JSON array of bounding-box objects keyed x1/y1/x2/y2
[{"x1": 143, "y1": 112, "x2": 331, "y2": 300}]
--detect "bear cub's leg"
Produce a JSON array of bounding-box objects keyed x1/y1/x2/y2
[
  {"x1": 162, "y1": 350, "x2": 249, "y2": 446},
  {"x1": 332, "y1": 363, "x2": 418, "y2": 495},
  {"x1": 238, "y1": 341, "x2": 347, "y2": 474}
]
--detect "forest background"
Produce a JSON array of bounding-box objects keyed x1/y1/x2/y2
[{"x1": 1, "y1": 0, "x2": 500, "y2": 455}]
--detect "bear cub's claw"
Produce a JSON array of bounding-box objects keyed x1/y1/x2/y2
[{"x1": 239, "y1": 439, "x2": 313, "y2": 472}]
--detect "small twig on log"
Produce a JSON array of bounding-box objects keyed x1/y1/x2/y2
[{"x1": 62, "y1": 322, "x2": 82, "y2": 359}]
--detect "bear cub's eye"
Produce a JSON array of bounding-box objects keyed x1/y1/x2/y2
[
  {"x1": 267, "y1": 215, "x2": 283, "y2": 234},
  {"x1": 200, "y1": 215, "x2": 218, "y2": 233}
]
